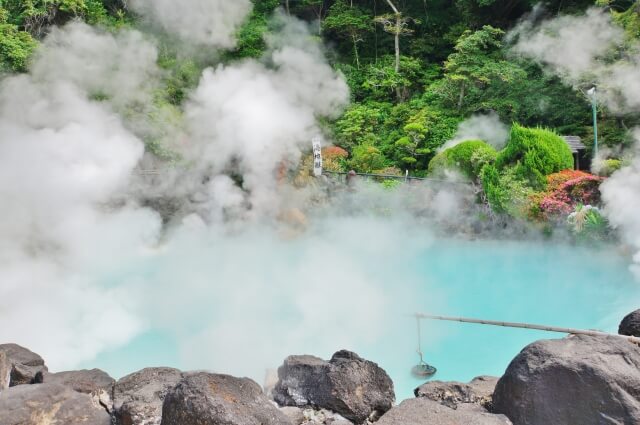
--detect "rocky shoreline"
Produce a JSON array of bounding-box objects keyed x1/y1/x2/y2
[{"x1": 1, "y1": 309, "x2": 639, "y2": 425}]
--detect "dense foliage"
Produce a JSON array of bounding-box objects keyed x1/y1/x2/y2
[
  {"x1": 428, "y1": 139, "x2": 497, "y2": 180},
  {"x1": 1, "y1": 0, "x2": 638, "y2": 231},
  {"x1": 495, "y1": 124, "x2": 574, "y2": 189}
]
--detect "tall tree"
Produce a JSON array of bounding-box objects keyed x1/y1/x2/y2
[
  {"x1": 324, "y1": 0, "x2": 372, "y2": 69},
  {"x1": 441, "y1": 25, "x2": 525, "y2": 111},
  {"x1": 374, "y1": 0, "x2": 415, "y2": 73}
]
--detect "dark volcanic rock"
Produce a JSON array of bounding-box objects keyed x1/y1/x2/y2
[
  {"x1": 44, "y1": 368, "x2": 115, "y2": 412},
  {"x1": 0, "y1": 383, "x2": 111, "y2": 425},
  {"x1": 619, "y1": 309, "x2": 640, "y2": 337},
  {"x1": 113, "y1": 367, "x2": 183, "y2": 425},
  {"x1": 161, "y1": 372, "x2": 292, "y2": 425},
  {"x1": 376, "y1": 398, "x2": 512, "y2": 425},
  {"x1": 273, "y1": 350, "x2": 395, "y2": 424},
  {"x1": 492, "y1": 334, "x2": 640, "y2": 425},
  {"x1": 414, "y1": 376, "x2": 499, "y2": 410},
  {"x1": 0, "y1": 343, "x2": 47, "y2": 387}
]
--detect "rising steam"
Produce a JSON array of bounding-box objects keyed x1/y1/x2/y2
[{"x1": 509, "y1": 7, "x2": 640, "y2": 277}]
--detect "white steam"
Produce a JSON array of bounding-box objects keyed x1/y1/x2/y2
[
  {"x1": 128, "y1": 0, "x2": 253, "y2": 48},
  {"x1": 0, "y1": 12, "x2": 358, "y2": 376},
  {"x1": 510, "y1": 7, "x2": 640, "y2": 113},
  {"x1": 441, "y1": 112, "x2": 509, "y2": 151},
  {"x1": 184, "y1": 16, "x2": 349, "y2": 215},
  {"x1": 0, "y1": 23, "x2": 158, "y2": 368},
  {"x1": 601, "y1": 131, "x2": 640, "y2": 278},
  {"x1": 509, "y1": 7, "x2": 640, "y2": 277}
]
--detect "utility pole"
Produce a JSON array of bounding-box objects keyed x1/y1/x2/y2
[{"x1": 587, "y1": 87, "x2": 599, "y2": 159}]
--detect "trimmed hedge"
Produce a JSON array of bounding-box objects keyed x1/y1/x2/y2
[
  {"x1": 428, "y1": 139, "x2": 497, "y2": 179},
  {"x1": 496, "y1": 124, "x2": 574, "y2": 188}
]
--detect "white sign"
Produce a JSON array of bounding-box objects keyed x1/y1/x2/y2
[{"x1": 312, "y1": 137, "x2": 323, "y2": 177}]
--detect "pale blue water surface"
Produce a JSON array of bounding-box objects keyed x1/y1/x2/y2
[{"x1": 84, "y1": 238, "x2": 639, "y2": 401}]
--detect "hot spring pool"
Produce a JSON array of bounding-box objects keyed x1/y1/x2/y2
[{"x1": 81, "y1": 235, "x2": 640, "y2": 401}]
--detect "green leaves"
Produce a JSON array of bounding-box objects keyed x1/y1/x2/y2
[
  {"x1": 496, "y1": 124, "x2": 574, "y2": 189},
  {"x1": 0, "y1": 14, "x2": 37, "y2": 72},
  {"x1": 428, "y1": 139, "x2": 497, "y2": 179}
]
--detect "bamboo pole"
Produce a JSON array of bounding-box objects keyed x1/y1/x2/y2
[{"x1": 415, "y1": 313, "x2": 640, "y2": 344}]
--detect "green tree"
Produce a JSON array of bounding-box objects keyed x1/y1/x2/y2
[
  {"x1": 440, "y1": 25, "x2": 526, "y2": 111},
  {"x1": 324, "y1": 0, "x2": 372, "y2": 69},
  {"x1": 0, "y1": 7, "x2": 37, "y2": 72},
  {"x1": 374, "y1": 0, "x2": 418, "y2": 75},
  {"x1": 349, "y1": 144, "x2": 388, "y2": 173}
]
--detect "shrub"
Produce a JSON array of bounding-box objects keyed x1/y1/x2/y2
[
  {"x1": 0, "y1": 22, "x2": 37, "y2": 72},
  {"x1": 349, "y1": 144, "x2": 388, "y2": 173},
  {"x1": 428, "y1": 140, "x2": 497, "y2": 179},
  {"x1": 536, "y1": 170, "x2": 604, "y2": 220},
  {"x1": 481, "y1": 165, "x2": 535, "y2": 216},
  {"x1": 567, "y1": 204, "x2": 610, "y2": 242},
  {"x1": 322, "y1": 146, "x2": 349, "y2": 172},
  {"x1": 496, "y1": 124, "x2": 574, "y2": 188},
  {"x1": 598, "y1": 158, "x2": 622, "y2": 177}
]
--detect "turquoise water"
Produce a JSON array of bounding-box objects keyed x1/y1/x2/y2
[{"x1": 83, "y1": 235, "x2": 639, "y2": 401}]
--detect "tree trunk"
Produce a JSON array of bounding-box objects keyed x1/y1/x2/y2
[
  {"x1": 457, "y1": 82, "x2": 466, "y2": 110},
  {"x1": 285, "y1": 0, "x2": 290, "y2": 15},
  {"x1": 394, "y1": 15, "x2": 401, "y2": 73},
  {"x1": 384, "y1": 0, "x2": 401, "y2": 73},
  {"x1": 352, "y1": 34, "x2": 361, "y2": 69}
]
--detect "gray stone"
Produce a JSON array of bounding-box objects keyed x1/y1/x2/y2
[
  {"x1": 0, "y1": 344, "x2": 47, "y2": 387},
  {"x1": 619, "y1": 309, "x2": 640, "y2": 337},
  {"x1": 161, "y1": 372, "x2": 293, "y2": 425},
  {"x1": 273, "y1": 350, "x2": 394, "y2": 424},
  {"x1": 0, "y1": 382, "x2": 111, "y2": 425},
  {"x1": 44, "y1": 368, "x2": 115, "y2": 412},
  {"x1": 301, "y1": 408, "x2": 354, "y2": 424},
  {"x1": 492, "y1": 334, "x2": 640, "y2": 425},
  {"x1": 280, "y1": 406, "x2": 305, "y2": 424},
  {"x1": 376, "y1": 398, "x2": 512, "y2": 425},
  {"x1": 0, "y1": 351, "x2": 9, "y2": 390},
  {"x1": 414, "y1": 376, "x2": 499, "y2": 410},
  {"x1": 113, "y1": 367, "x2": 183, "y2": 425}
]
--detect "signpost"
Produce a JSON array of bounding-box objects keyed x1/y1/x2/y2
[{"x1": 312, "y1": 137, "x2": 323, "y2": 177}]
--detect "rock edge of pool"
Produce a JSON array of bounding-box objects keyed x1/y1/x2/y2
[{"x1": 1, "y1": 309, "x2": 639, "y2": 425}]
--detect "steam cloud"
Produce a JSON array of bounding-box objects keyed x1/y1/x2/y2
[
  {"x1": 441, "y1": 112, "x2": 509, "y2": 151},
  {"x1": 0, "y1": 10, "x2": 402, "y2": 378},
  {"x1": 128, "y1": 0, "x2": 253, "y2": 48},
  {"x1": 509, "y1": 7, "x2": 640, "y2": 277}
]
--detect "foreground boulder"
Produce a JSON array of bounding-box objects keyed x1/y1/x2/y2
[
  {"x1": 376, "y1": 398, "x2": 512, "y2": 425},
  {"x1": 113, "y1": 367, "x2": 183, "y2": 425},
  {"x1": 492, "y1": 334, "x2": 640, "y2": 425},
  {"x1": 273, "y1": 350, "x2": 394, "y2": 424},
  {"x1": 44, "y1": 369, "x2": 115, "y2": 412},
  {"x1": 162, "y1": 372, "x2": 292, "y2": 425},
  {"x1": 0, "y1": 383, "x2": 111, "y2": 425},
  {"x1": 0, "y1": 344, "x2": 47, "y2": 387},
  {"x1": 415, "y1": 376, "x2": 499, "y2": 410},
  {"x1": 619, "y1": 309, "x2": 640, "y2": 337}
]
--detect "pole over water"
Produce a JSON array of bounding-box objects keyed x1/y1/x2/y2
[{"x1": 415, "y1": 313, "x2": 640, "y2": 344}]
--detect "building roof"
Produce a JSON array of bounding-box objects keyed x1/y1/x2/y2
[{"x1": 563, "y1": 136, "x2": 586, "y2": 153}]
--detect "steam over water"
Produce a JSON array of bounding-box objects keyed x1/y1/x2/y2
[
  {"x1": 2, "y1": 0, "x2": 640, "y2": 404},
  {"x1": 80, "y1": 231, "x2": 639, "y2": 400}
]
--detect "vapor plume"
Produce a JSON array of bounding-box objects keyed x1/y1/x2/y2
[
  {"x1": 441, "y1": 112, "x2": 509, "y2": 151},
  {"x1": 128, "y1": 0, "x2": 253, "y2": 48},
  {"x1": 509, "y1": 7, "x2": 640, "y2": 277}
]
